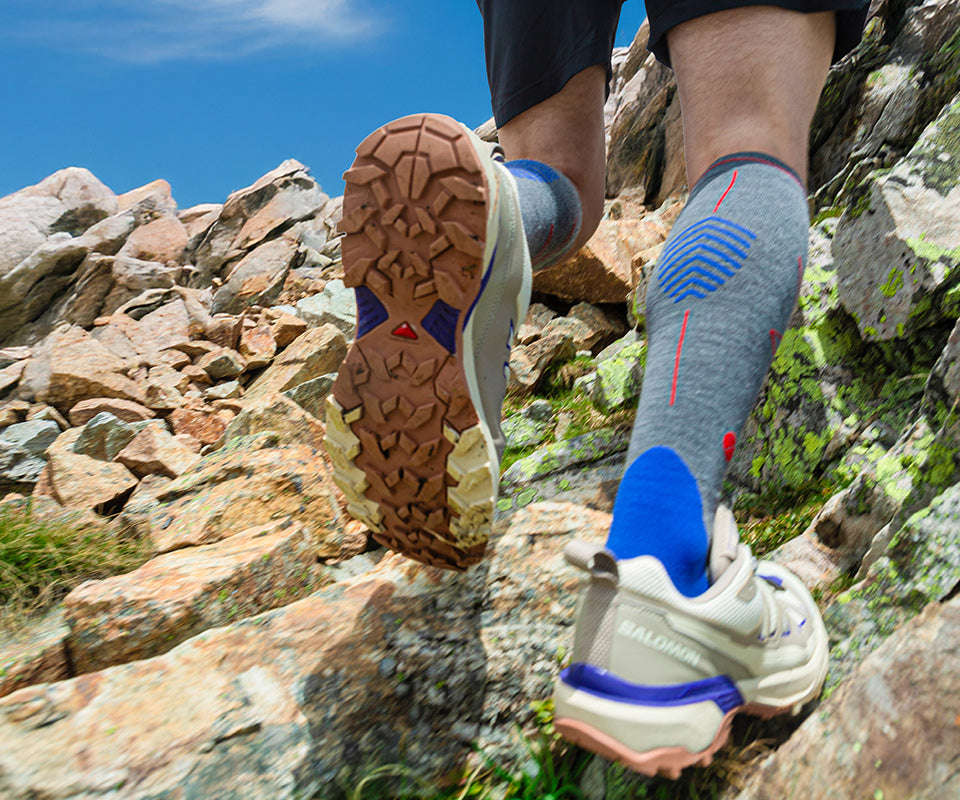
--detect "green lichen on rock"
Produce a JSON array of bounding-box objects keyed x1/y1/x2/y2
[
  {"x1": 591, "y1": 341, "x2": 646, "y2": 413},
  {"x1": 903, "y1": 92, "x2": 960, "y2": 195},
  {"x1": 878, "y1": 267, "x2": 904, "y2": 298},
  {"x1": 823, "y1": 481, "x2": 960, "y2": 690},
  {"x1": 500, "y1": 427, "x2": 628, "y2": 488},
  {"x1": 906, "y1": 235, "x2": 960, "y2": 264}
]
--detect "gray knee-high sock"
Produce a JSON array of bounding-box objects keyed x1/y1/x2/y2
[
  {"x1": 607, "y1": 153, "x2": 808, "y2": 580},
  {"x1": 504, "y1": 160, "x2": 582, "y2": 270}
]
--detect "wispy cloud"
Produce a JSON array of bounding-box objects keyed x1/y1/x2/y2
[{"x1": 0, "y1": 0, "x2": 385, "y2": 63}]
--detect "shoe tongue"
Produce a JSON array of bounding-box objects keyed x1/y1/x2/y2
[{"x1": 708, "y1": 505, "x2": 741, "y2": 583}]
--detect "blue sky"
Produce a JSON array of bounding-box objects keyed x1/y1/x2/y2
[{"x1": 0, "y1": 1, "x2": 647, "y2": 209}]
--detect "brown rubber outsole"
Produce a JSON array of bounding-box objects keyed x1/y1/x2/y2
[{"x1": 324, "y1": 114, "x2": 498, "y2": 571}]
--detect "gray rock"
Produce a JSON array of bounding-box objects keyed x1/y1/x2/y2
[
  {"x1": 811, "y1": 0, "x2": 960, "y2": 205},
  {"x1": 196, "y1": 348, "x2": 246, "y2": 381},
  {"x1": 203, "y1": 381, "x2": 241, "y2": 401},
  {"x1": 821, "y1": 480, "x2": 960, "y2": 692},
  {"x1": 591, "y1": 340, "x2": 646, "y2": 413},
  {"x1": 295, "y1": 279, "x2": 356, "y2": 337},
  {"x1": 833, "y1": 91, "x2": 960, "y2": 339},
  {"x1": 0, "y1": 235, "x2": 89, "y2": 346},
  {"x1": 604, "y1": 35, "x2": 677, "y2": 202},
  {"x1": 502, "y1": 399, "x2": 557, "y2": 451},
  {"x1": 282, "y1": 374, "x2": 336, "y2": 420},
  {"x1": 0, "y1": 348, "x2": 31, "y2": 371},
  {"x1": 497, "y1": 450, "x2": 625, "y2": 517},
  {"x1": 0, "y1": 420, "x2": 60, "y2": 483},
  {"x1": 732, "y1": 597, "x2": 960, "y2": 800},
  {"x1": 595, "y1": 329, "x2": 641, "y2": 363},
  {"x1": 75, "y1": 211, "x2": 137, "y2": 256},
  {"x1": 210, "y1": 237, "x2": 298, "y2": 315},
  {"x1": 71, "y1": 413, "x2": 157, "y2": 462},
  {"x1": 501, "y1": 427, "x2": 629, "y2": 488},
  {"x1": 192, "y1": 159, "x2": 329, "y2": 285}
]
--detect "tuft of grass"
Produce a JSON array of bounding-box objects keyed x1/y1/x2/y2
[
  {"x1": 0, "y1": 501, "x2": 151, "y2": 628},
  {"x1": 735, "y1": 482, "x2": 836, "y2": 558}
]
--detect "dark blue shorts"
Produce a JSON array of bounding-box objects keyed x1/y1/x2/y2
[{"x1": 478, "y1": 0, "x2": 870, "y2": 126}]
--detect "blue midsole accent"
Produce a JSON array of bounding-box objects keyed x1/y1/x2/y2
[{"x1": 560, "y1": 664, "x2": 744, "y2": 714}]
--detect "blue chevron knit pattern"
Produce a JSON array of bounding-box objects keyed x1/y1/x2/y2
[
  {"x1": 606, "y1": 153, "x2": 809, "y2": 588},
  {"x1": 505, "y1": 159, "x2": 582, "y2": 270}
]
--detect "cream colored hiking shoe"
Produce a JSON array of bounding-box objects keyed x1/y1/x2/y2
[
  {"x1": 553, "y1": 506, "x2": 829, "y2": 778},
  {"x1": 324, "y1": 113, "x2": 531, "y2": 570}
]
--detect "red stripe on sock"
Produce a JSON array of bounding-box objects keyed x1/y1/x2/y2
[
  {"x1": 723, "y1": 431, "x2": 737, "y2": 461},
  {"x1": 770, "y1": 328, "x2": 782, "y2": 356},
  {"x1": 713, "y1": 170, "x2": 738, "y2": 213},
  {"x1": 670, "y1": 309, "x2": 690, "y2": 406}
]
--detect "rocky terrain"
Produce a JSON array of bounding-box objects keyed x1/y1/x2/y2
[{"x1": 0, "y1": 0, "x2": 959, "y2": 797}]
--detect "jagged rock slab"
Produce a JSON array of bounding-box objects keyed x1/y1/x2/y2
[
  {"x1": 0, "y1": 168, "x2": 117, "y2": 346},
  {"x1": 46, "y1": 451, "x2": 137, "y2": 511},
  {"x1": 222, "y1": 393, "x2": 325, "y2": 449},
  {"x1": 507, "y1": 332, "x2": 575, "y2": 396},
  {"x1": 731, "y1": 597, "x2": 960, "y2": 800},
  {"x1": 501, "y1": 427, "x2": 629, "y2": 490},
  {"x1": 20, "y1": 325, "x2": 147, "y2": 410},
  {"x1": 0, "y1": 610, "x2": 69, "y2": 701},
  {"x1": 295, "y1": 278, "x2": 356, "y2": 337},
  {"x1": 0, "y1": 501, "x2": 610, "y2": 799},
  {"x1": 498, "y1": 451, "x2": 624, "y2": 517},
  {"x1": 129, "y1": 435, "x2": 346, "y2": 558},
  {"x1": 63, "y1": 520, "x2": 326, "y2": 674},
  {"x1": 821, "y1": 480, "x2": 960, "y2": 690},
  {"x1": 0, "y1": 420, "x2": 60, "y2": 486},
  {"x1": 243, "y1": 324, "x2": 346, "y2": 403},
  {"x1": 833, "y1": 92, "x2": 960, "y2": 341}
]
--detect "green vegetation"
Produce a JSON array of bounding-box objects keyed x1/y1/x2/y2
[
  {"x1": 0, "y1": 501, "x2": 150, "y2": 628},
  {"x1": 501, "y1": 355, "x2": 637, "y2": 475},
  {"x1": 347, "y1": 696, "x2": 797, "y2": 800},
  {"x1": 736, "y1": 482, "x2": 837, "y2": 557}
]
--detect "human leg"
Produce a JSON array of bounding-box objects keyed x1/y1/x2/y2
[
  {"x1": 610, "y1": 7, "x2": 835, "y2": 572},
  {"x1": 554, "y1": 3, "x2": 867, "y2": 776},
  {"x1": 477, "y1": 0, "x2": 623, "y2": 262}
]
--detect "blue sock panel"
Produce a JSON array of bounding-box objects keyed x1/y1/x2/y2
[
  {"x1": 504, "y1": 159, "x2": 582, "y2": 271},
  {"x1": 605, "y1": 447, "x2": 710, "y2": 597}
]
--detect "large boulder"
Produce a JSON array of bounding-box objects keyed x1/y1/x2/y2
[
  {"x1": 811, "y1": 0, "x2": 960, "y2": 206},
  {"x1": 191, "y1": 160, "x2": 330, "y2": 285},
  {"x1": 0, "y1": 168, "x2": 118, "y2": 346},
  {"x1": 63, "y1": 520, "x2": 327, "y2": 674},
  {"x1": 832, "y1": 92, "x2": 960, "y2": 341},
  {"x1": 732, "y1": 596, "x2": 960, "y2": 800},
  {"x1": 17, "y1": 325, "x2": 147, "y2": 411},
  {"x1": 127, "y1": 434, "x2": 347, "y2": 558}
]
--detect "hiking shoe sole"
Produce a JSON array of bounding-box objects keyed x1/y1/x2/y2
[{"x1": 325, "y1": 113, "x2": 503, "y2": 571}]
